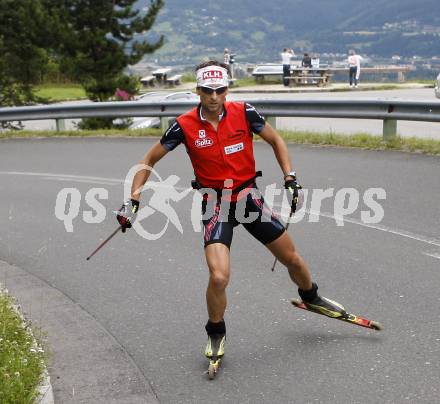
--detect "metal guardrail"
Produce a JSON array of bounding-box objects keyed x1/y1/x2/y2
[{"x1": 1, "y1": 99, "x2": 440, "y2": 139}]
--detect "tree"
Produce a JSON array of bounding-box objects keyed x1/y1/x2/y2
[
  {"x1": 54, "y1": 0, "x2": 164, "y2": 102},
  {"x1": 0, "y1": 0, "x2": 53, "y2": 128}
]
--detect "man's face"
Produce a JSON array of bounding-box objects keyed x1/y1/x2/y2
[{"x1": 196, "y1": 86, "x2": 229, "y2": 115}]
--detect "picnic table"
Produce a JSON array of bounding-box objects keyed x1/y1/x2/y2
[
  {"x1": 287, "y1": 67, "x2": 332, "y2": 87},
  {"x1": 251, "y1": 64, "x2": 332, "y2": 86},
  {"x1": 151, "y1": 68, "x2": 172, "y2": 84},
  {"x1": 140, "y1": 75, "x2": 155, "y2": 86}
]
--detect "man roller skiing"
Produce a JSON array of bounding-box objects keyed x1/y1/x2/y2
[{"x1": 116, "y1": 60, "x2": 345, "y2": 376}]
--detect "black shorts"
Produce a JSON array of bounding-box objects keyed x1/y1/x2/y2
[{"x1": 202, "y1": 187, "x2": 285, "y2": 248}]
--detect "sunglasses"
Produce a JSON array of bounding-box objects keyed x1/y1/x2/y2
[{"x1": 199, "y1": 86, "x2": 228, "y2": 95}]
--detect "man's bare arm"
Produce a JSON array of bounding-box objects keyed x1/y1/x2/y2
[
  {"x1": 131, "y1": 141, "x2": 169, "y2": 201},
  {"x1": 257, "y1": 122, "x2": 293, "y2": 178}
]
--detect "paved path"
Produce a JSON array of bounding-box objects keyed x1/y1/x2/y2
[{"x1": 0, "y1": 138, "x2": 439, "y2": 403}]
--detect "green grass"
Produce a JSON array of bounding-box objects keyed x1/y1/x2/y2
[
  {"x1": 329, "y1": 84, "x2": 402, "y2": 92},
  {"x1": 34, "y1": 83, "x2": 87, "y2": 101},
  {"x1": 232, "y1": 77, "x2": 281, "y2": 86},
  {"x1": 181, "y1": 72, "x2": 196, "y2": 83},
  {"x1": 231, "y1": 77, "x2": 262, "y2": 87},
  {"x1": 278, "y1": 130, "x2": 440, "y2": 154},
  {"x1": 407, "y1": 79, "x2": 436, "y2": 86},
  {"x1": 1, "y1": 128, "x2": 439, "y2": 155},
  {"x1": 0, "y1": 292, "x2": 46, "y2": 404}
]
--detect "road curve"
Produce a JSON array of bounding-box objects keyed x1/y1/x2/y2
[{"x1": 0, "y1": 137, "x2": 439, "y2": 403}]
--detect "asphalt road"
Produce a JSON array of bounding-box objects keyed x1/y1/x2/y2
[
  {"x1": 1, "y1": 138, "x2": 439, "y2": 403},
  {"x1": 21, "y1": 88, "x2": 440, "y2": 139}
]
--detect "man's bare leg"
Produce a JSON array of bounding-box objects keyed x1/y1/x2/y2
[
  {"x1": 204, "y1": 243, "x2": 229, "y2": 364},
  {"x1": 205, "y1": 243, "x2": 230, "y2": 322},
  {"x1": 266, "y1": 231, "x2": 312, "y2": 291},
  {"x1": 266, "y1": 231, "x2": 346, "y2": 317}
]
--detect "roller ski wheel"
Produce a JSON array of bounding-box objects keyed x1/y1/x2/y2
[
  {"x1": 291, "y1": 298, "x2": 383, "y2": 331},
  {"x1": 207, "y1": 358, "x2": 222, "y2": 380},
  {"x1": 369, "y1": 320, "x2": 383, "y2": 331}
]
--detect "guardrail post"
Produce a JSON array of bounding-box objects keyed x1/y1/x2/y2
[
  {"x1": 160, "y1": 117, "x2": 169, "y2": 132},
  {"x1": 55, "y1": 119, "x2": 66, "y2": 132},
  {"x1": 383, "y1": 119, "x2": 397, "y2": 140},
  {"x1": 266, "y1": 116, "x2": 277, "y2": 129}
]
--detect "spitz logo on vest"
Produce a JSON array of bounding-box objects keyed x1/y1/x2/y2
[
  {"x1": 202, "y1": 70, "x2": 223, "y2": 80},
  {"x1": 195, "y1": 138, "x2": 214, "y2": 148},
  {"x1": 198, "y1": 130, "x2": 206, "y2": 138}
]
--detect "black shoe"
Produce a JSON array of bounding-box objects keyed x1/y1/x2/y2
[
  {"x1": 299, "y1": 283, "x2": 346, "y2": 318},
  {"x1": 304, "y1": 295, "x2": 346, "y2": 318}
]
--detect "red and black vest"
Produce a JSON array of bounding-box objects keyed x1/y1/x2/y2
[{"x1": 177, "y1": 102, "x2": 256, "y2": 190}]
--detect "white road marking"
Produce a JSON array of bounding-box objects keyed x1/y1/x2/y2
[
  {"x1": 0, "y1": 171, "x2": 123, "y2": 184},
  {"x1": 307, "y1": 209, "x2": 440, "y2": 248},
  {"x1": 41, "y1": 176, "x2": 118, "y2": 186},
  {"x1": 422, "y1": 252, "x2": 440, "y2": 260},
  {"x1": 1, "y1": 170, "x2": 439, "y2": 249},
  {"x1": 272, "y1": 202, "x2": 440, "y2": 248}
]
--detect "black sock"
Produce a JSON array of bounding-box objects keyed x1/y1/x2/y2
[
  {"x1": 205, "y1": 319, "x2": 226, "y2": 336},
  {"x1": 298, "y1": 282, "x2": 318, "y2": 302}
]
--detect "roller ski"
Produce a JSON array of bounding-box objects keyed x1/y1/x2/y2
[
  {"x1": 292, "y1": 283, "x2": 382, "y2": 331},
  {"x1": 204, "y1": 333, "x2": 225, "y2": 380}
]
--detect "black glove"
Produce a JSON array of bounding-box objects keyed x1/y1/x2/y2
[
  {"x1": 116, "y1": 199, "x2": 139, "y2": 233},
  {"x1": 284, "y1": 176, "x2": 302, "y2": 201}
]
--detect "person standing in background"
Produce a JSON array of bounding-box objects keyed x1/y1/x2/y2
[
  {"x1": 223, "y1": 48, "x2": 231, "y2": 65},
  {"x1": 348, "y1": 50, "x2": 362, "y2": 87},
  {"x1": 281, "y1": 48, "x2": 294, "y2": 86}
]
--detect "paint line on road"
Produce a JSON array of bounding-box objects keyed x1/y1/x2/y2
[
  {"x1": 1, "y1": 170, "x2": 439, "y2": 249},
  {"x1": 422, "y1": 251, "x2": 440, "y2": 260},
  {"x1": 273, "y1": 201, "x2": 440, "y2": 248},
  {"x1": 0, "y1": 171, "x2": 123, "y2": 184},
  {"x1": 268, "y1": 202, "x2": 440, "y2": 249},
  {"x1": 311, "y1": 210, "x2": 440, "y2": 248},
  {"x1": 0, "y1": 171, "x2": 189, "y2": 189},
  {"x1": 40, "y1": 176, "x2": 118, "y2": 186}
]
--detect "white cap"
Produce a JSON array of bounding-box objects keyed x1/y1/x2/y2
[{"x1": 196, "y1": 65, "x2": 229, "y2": 89}]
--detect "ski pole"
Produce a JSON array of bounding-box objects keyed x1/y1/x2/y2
[
  {"x1": 86, "y1": 225, "x2": 122, "y2": 261},
  {"x1": 271, "y1": 192, "x2": 298, "y2": 272}
]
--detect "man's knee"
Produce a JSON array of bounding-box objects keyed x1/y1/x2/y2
[{"x1": 209, "y1": 271, "x2": 229, "y2": 290}]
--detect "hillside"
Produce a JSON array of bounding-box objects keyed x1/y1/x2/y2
[{"x1": 137, "y1": 0, "x2": 440, "y2": 64}]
